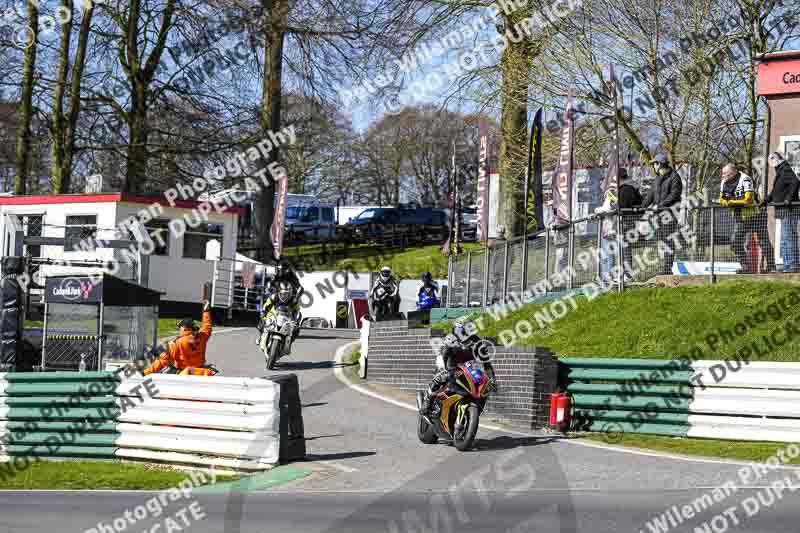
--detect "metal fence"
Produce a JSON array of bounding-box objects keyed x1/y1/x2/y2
[
  {"x1": 447, "y1": 203, "x2": 790, "y2": 307},
  {"x1": 211, "y1": 256, "x2": 269, "y2": 312}
]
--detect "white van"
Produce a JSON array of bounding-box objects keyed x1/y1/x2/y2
[{"x1": 285, "y1": 203, "x2": 338, "y2": 240}]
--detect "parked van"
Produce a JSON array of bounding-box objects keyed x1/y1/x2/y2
[{"x1": 286, "y1": 203, "x2": 338, "y2": 241}]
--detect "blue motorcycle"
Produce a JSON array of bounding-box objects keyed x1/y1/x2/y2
[{"x1": 417, "y1": 287, "x2": 440, "y2": 310}]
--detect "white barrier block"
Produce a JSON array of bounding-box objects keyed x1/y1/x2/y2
[
  {"x1": 361, "y1": 319, "x2": 370, "y2": 357},
  {"x1": 117, "y1": 374, "x2": 280, "y2": 404},
  {"x1": 692, "y1": 361, "x2": 800, "y2": 390},
  {"x1": 115, "y1": 423, "x2": 280, "y2": 462},
  {"x1": 118, "y1": 398, "x2": 278, "y2": 431},
  {"x1": 116, "y1": 448, "x2": 276, "y2": 471},
  {"x1": 688, "y1": 414, "x2": 800, "y2": 442},
  {"x1": 691, "y1": 387, "x2": 800, "y2": 418}
]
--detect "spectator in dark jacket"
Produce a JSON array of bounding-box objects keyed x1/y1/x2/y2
[
  {"x1": 595, "y1": 169, "x2": 642, "y2": 283},
  {"x1": 767, "y1": 152, "x2": 800, "y2": 272},
  {"x1": 641, "y1": 154, "x2": 684, "y2": 275},
  {"x1": 618, "y1": 169, "x2": 643, "y2": 275}
]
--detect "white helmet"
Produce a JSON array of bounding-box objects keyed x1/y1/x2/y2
[{"x1": 379, "y1": 266, "x2": 392, "y2": 282}]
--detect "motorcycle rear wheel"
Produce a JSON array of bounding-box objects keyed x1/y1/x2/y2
[
  {"x1": 266, "y1": 338, "x2": 282, "y2": 370},
  {"x1": 453, "y1": 404, "x2": 479, "y2": 451}
]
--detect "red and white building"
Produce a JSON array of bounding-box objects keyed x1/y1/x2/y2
[{"x1": 0, "y1": 193, "x2": 247, "y2": 311}]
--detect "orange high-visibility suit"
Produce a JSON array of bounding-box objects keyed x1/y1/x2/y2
[{"x1": 143, "y1": 310, "x2": 212, "y2": 375}]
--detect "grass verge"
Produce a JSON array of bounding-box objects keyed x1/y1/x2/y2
[
  {"x1": 284, "y1": 243, "x2": 482, "y2": 278},
  {"x1": 444, "y1": 280, "x2": 800, "y2": 361},
  {"x1": 347, "y1": 348, "x2": 361, "y2": 366},
  {"x1": 584, "y1": 433, "x2": 800, "y2": 463},
  {"x1": 0, "y1": 460, "x2": 227, "y2": 490}
]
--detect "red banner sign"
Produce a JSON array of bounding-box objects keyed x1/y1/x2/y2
[
  {"x1": 271, "y1": 176, "x2": 289, "y2": 259},
  {"x1": 477, "y1": 122, "x2": 490, "y2": 243},
  {"x1": 551, "y1": 94, "x2": 575, "y2": 224},
  {"x1": 758, "y1": 59, "x2": 800, "y2": 96}
]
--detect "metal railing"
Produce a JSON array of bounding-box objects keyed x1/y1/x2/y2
[
  {"x1": 211, "y1": 256, "x2": 268, "y2": 312},
  {"x1": 447, "y1": 203, "x2": 790, "y2": 307}
]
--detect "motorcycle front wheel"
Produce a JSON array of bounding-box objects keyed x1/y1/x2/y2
[
  {"x1": 266, "y1": 338, "x2": 283, "y2": 370},
  {"x1": 453, "y1": 404, "x2": 479, "y2": 451},
  {"x1": 416, "y1": 392, "x2": 437, "y2": 444}
]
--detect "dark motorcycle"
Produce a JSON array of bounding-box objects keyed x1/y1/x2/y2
[{"x1": 416, "y1": 362, "x2": 492, "y2": 451}]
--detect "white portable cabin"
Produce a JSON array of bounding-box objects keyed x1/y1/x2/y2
[{"x1": 0, "y1": 193, "x2": 242, "y2": 311}]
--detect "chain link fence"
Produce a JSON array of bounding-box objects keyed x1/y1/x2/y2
[
  {"x1": 42, "y1": 303, "x2": 100, "y2": 371},
  {"x1": 447, "y1": 204, "x2": 792, "y2": 307}
]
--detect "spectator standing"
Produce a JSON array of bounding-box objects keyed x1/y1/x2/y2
[
  {"x1": 641, "y1": 154, "x2": 683, "y2": 275},
  {"x1": 595, "y1": 169, "x2": 642, "y2": 283},
  {"x1": 720, "y1": 163, "x2": 776, "y2": 273},
  {"x1": 618, "y1": 170, "x2": 644, "y2": 276},
  {"x1": 766, "y1": 152, "x2": 800, "y2": 272}
]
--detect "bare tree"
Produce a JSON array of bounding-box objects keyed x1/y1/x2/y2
[
  {"x1": 15, "y1": 0, "x2": 39, "y2": 194},
  {"x1": 51, "y1": 0, "x2": 96, "y2": 193}
]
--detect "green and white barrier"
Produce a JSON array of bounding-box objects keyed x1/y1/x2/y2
[
  {"x1": 0, "y1": 371, "x2": 304, "y2": 472},
  {"x1": 561, "y1": 358, "x2": 800, "y2": 442}
]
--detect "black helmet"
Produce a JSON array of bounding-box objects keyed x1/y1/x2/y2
[
  {"x1": 422, "y1": 271, "x2": 432, "y2": 283},
  {"x1": 275, "y1": 261, "x2": 290, "y2": 278},
  {"x1": 178, "y1": 318, "x2": 196, "y2": 331}
]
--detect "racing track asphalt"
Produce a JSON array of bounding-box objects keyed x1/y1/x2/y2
[{"x1": 3, "y1": 328, "x2": 800, "y2": 533}]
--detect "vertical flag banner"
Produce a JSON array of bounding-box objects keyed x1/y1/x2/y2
[
  {"x1": 551, "y1": 94, "x2": 575, "y2": 224},
  {"x1": 442, "y1": 153, "x2": 456, "y2": 254},
  {"x1": 601, "y1": 64, "x2": 622, "y2": 200},
  {"x1": 271, "y1": 176, "x2": 289, "y2": 259},
  {"x1": 524, "y1": 108, "x2": 544, "y2": 233},
  {"x1": 477, "y1": 122, "x2": 490, "y2": 243},
  {"x1": 442, "y1": 186, "x2": 455, "y2": 253}
]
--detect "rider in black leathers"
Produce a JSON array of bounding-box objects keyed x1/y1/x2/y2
[
  {"x1": 257, "y1": 260, "x2": 304, "y2": 345},
  {"x1": 270, "y1": 260, "x2": 304, "y2": 299},
  {"x1": 420, "y1": 318, "x2": 497, "y2": 415},
  {"x1": 369, "y1": 266, "x2": 400, "y2": 319}
]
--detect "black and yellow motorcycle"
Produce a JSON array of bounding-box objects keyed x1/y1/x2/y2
[{"x1": 416, "y1": 363, "x2": 492, "y2": 451}]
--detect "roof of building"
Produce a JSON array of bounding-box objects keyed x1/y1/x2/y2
[
  {"x1": 0, "y1": 192, "x2": 246, "y2": 215},
  {"x1": 755, "y1": 50, "x2": 800, "y2": 62}
]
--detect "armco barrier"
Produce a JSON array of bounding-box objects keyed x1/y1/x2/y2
[
  {"x1": 0, "y1": 371, "x2": 304, "y2": 471},
  {"x1": 561, "y1": 358, "x2": 800, "y2": 442}
]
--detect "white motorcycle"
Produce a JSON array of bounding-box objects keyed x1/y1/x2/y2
[{"x1": 260, "y1": 282, "x2": 300, "y2": 370}]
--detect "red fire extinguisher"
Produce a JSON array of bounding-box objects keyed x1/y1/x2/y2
[
  {"x1": 549, "y1": 391, "x2": 571, "y2": 432},
  {"x1": 746, "y1": 231, "x2": 762, "y2": 274}
]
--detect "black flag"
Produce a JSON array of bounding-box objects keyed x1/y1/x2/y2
[{"x1": 525, "y1": 108, "x2": 544, "y2": 233}]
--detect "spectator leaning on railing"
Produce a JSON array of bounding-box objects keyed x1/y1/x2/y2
[
  {"x1": 594, "y1": 169, "x2": 642, "y2": 283},
  {"x1": 641, "y1": 154, "x2": 683, "y2": 275},
  {"x1": 767, "y1": 152, "x2": 800, "y2": 273},
  {"x1": 720, "y1": 163, "x2": 776, "y2": 273}
]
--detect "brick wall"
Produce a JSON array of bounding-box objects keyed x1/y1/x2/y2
[{"x1": 366, "y1": 320, "x2": 558, "y2": 429}]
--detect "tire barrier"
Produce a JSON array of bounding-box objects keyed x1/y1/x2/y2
[
  {"x1": 561, "y1": 358, "x2": 800, "y2": 442},
  {"x1": 0, "y1": 272, "x2": 23, "y2": 371},
  {"x1": 0, "y1": 371, "x2": 305, "y2": 472}
]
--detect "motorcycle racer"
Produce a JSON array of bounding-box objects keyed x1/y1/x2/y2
[{"x1": 420, "y1": 317, "x2": 497, "y2": 415}]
